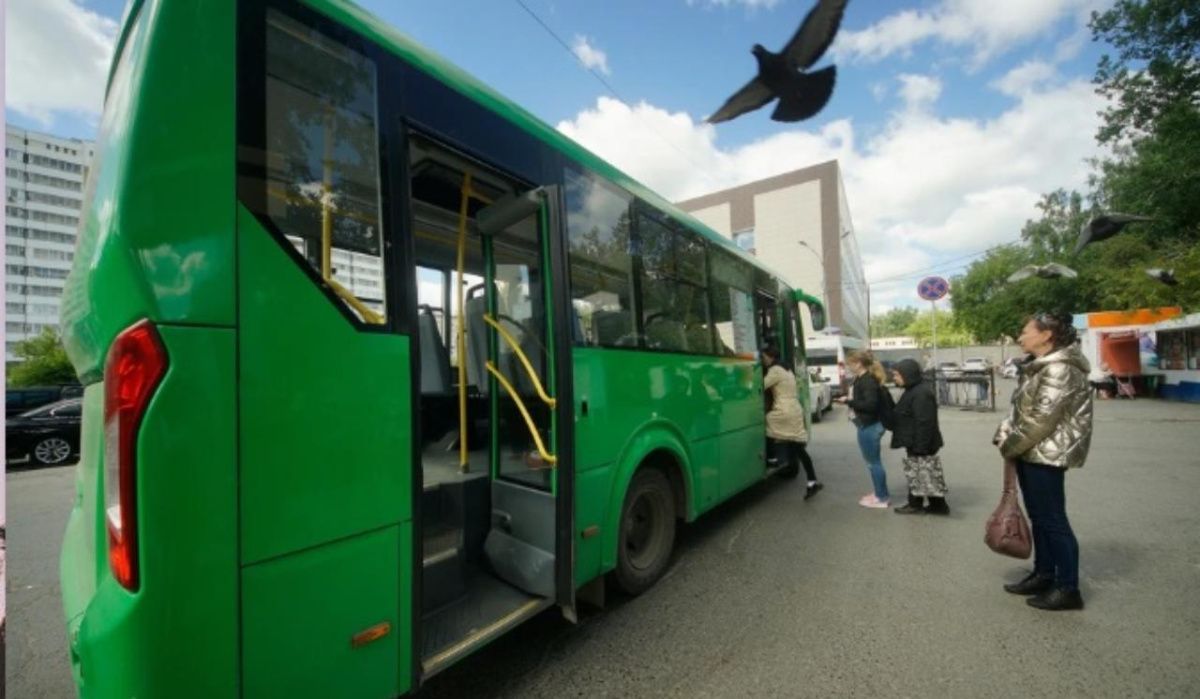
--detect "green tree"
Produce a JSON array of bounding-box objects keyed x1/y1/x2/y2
[
  {"x1": 7, "y1": 328, "x2": 79, "y2": 387},
  {"x1": 1091, "y1": 0, "x2": 1200, "y2": 145},
  {"x1": 904, "y1": 309, "x2": 974, "y2": 348},
  {"x1": 870, "y1": 307, "x2": 918, "y2": 337}
]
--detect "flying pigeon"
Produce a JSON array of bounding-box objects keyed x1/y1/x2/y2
[
  {"x1": 1073, "y1": 213, "x2": 1154, "y2": 255},
  {"x1": 1146, "y1": 268, "x2": 1178, "y2": 286},
  {"x1": 706, "y1": 0, "x2": 849, "y2": 124},
  {"x1": 1007, "y1": 263, "x2": 1079, "y2": 283}
]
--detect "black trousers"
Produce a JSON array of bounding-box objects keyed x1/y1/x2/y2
[{"x1": 772, "y1": 439, "x2": 817, "y2": 481}]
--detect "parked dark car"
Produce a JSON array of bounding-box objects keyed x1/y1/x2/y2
[
  {"x1": 6, "y1": 384, "x2": 83, "y2": 417},
  {"x1": 6, "y1": 398, "x2": 83, "y2": 466}
]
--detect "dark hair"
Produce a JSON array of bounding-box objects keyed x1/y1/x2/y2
[
  {"x1": 761, "y1": 345, "x2": 786, "y2": 368},
  {"x1": 1029, "y1": 312, "x2": 1078, "y2": 348}
]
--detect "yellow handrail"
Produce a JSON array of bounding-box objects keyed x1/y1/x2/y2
[
  {"x1": 482, "y1": 314, "x2": 556, "y2": 409},
  {"x1": 321, "y1": 109, "x2": 335, "y2": 282},
  {"x1": 327, "y1": 278, "x2": 384, "y2": 325},
  {"x1": 485, "y1": 361, "x2": 557, "y2": 466},
  {"x1": 456, "y1": 173, "x2": 472, "y2": 471}
]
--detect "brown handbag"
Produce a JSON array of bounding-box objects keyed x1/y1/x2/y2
[{"x1": 984, "y1": 459, "x2": 1033, "y2": 559}]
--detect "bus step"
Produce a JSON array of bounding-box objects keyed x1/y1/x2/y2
[{"x1": 423, "y1": 530, "x2": 466, "y2": 611}]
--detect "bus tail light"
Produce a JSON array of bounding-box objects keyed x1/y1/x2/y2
[{"x1": 104, "y1": 320, "x2": 168, "y2": 592}]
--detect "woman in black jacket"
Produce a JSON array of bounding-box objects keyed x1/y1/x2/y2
[
  {"x1": 889, "y1": 359, "x2": 949, "y2": 515},
  {"x1": 836, "y1": 350, "x2": 891, "y2": 508}
]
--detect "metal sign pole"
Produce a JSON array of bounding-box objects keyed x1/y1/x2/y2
[
  {"x1": 931, "y1": 299, "x2": 938, "y2": 365},
  {"x1": 931, "y1": 299, "x2": 938, "y2": 397}
]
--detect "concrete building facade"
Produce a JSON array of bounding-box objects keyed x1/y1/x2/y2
[
  {"x1": 675, "y1": 160, "x2": 867, "y2": 340},
  {"x1": 5, "y1": 125, "x2": 95, "y2": 362}
]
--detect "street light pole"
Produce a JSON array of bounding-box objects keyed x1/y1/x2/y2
[{"x1": 796, "y1": 240, "x2": 827, "y2": 306}]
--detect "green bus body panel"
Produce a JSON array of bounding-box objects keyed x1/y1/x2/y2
[
  {"x1": 237, "y1": 207, "x2": 413, "y2": 565},
  {"x1": 571, "y1": 348, "x2": 765, "y2": 581},
  {"x1": 243, "y1": 524, "x2": 411, "y2": 698},
  {"x1": 61, "y1": 0, "x2": 236, "y2": 381},
  {"x1": 60, "y1": 326, "x2": 238, "y2": 698}
]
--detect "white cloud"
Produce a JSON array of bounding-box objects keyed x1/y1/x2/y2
[
  {"x1": 557, "y1": 78, "x2": 1105, "y2": 310},
  {"x1": 897, "y1": 74, "x2": 943, "y2": 110},
  {"x1": 6, "y1": 0, "x2": 118, "y2": 126},
  {"x1": 571, "y1": 35, "x2": 611, "y2": 76},
  {"x1": 835, "y1": 0, "x2": 1112, "y2": 68},
  {"x1": 992, "y1": 60, "x2": 1058, "y2": 97}
]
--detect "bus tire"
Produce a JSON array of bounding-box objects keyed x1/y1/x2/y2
[{"x1": 613, "y1": 467, "x2": 676, "y2": 595}]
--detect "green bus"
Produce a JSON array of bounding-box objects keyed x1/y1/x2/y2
[{"x1": 58, "y1": 1, "x2": 827, "y2": 696}]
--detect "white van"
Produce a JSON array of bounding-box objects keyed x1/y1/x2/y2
[{"x1": 805, "y1": 334, "x2": 866, "y2": 398}]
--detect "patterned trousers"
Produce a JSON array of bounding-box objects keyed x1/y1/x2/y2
[{"x1": 901, "y1": 454, "x2": 948, "y2": 497}]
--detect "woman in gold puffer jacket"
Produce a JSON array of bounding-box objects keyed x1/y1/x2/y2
[{"x1": 993, "y1": 312, "x2": 1093, "y2": 611}]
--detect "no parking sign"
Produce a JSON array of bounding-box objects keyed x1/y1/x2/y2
[{"x1": 917, "y1": 276, "x2": 949, "y2": 301}]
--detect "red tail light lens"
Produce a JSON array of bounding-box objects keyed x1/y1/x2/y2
[{"x1": 104, "y1": 320, "x2": 168, "y2": 591}]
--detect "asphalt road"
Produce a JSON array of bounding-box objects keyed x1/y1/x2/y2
[{"x1": 8, "y1": 387, "x2": 1200, "y2": 697}]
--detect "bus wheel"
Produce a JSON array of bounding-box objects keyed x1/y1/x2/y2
[{"x1": 614, "y1": 467, "x2": 676, "y2": 595}]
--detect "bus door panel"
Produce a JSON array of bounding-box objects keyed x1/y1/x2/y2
[{"x1": 476, "y1": 187, "x2": 571, "y2": 606}]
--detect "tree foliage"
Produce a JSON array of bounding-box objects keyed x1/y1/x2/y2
[
  {"x1": 1091, "y1": 0, "x2": 1200, "y2": 144},
  {"x1": 870, "y1": 307, "x2": 918, "y2": 337},
  {"x1": 953, "y1": 0, "x2": 1199, "y2": 337},
  {"x1": 904, "y1": 309, "x2": 974, "y2": 348},
  {"x1": 7, "y1": 328, "x2": 79, "y2": 387}
]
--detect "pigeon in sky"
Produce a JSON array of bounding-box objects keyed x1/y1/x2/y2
[
  {"x1": 1073, "y1": 213, "x2": 1154, "y2": 255},
  {"x1": 706, "y1": 0, "x2": 849, "y2": 124},
  {"x1": 1007, "y1": 263, "x2": 1079, "y2": 283},
  {"x1": 1146, "y1": 268, "x2": 1178, "y2": 286}
]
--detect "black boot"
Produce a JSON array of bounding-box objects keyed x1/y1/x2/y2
[
  {"x1": 1003, "y1": 571, "x2": 1053, "y2": 595},
  {"x1": 1027, "y1": 587, "x2": 1084, "y2": 611},
  {"x1": 925, "y1": 496, "x2": 951, "y2": 516},
  {"x1": 894, "y1": 493, "x2": 925, "y2": 515}
]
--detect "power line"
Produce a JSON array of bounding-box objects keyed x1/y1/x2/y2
[
  {"x1": 509, "y1": 0, "x2": 710, "y2": 173},
  {"x1": 826, "y1": 240, "x2": 1021, "y2": 288}
]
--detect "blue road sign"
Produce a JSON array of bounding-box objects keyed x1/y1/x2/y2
[{"x1": 917, "y1": 276, "x2": 950, "y2": 301}]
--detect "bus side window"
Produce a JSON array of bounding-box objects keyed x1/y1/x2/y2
[
  {"x1": 564, "y1": 169, "x2": 636, "y2": 347},
  {"x1": 256, "y1": 10, "x2": 389, "y2": 326},
  {"x1": 709, "y1": 250, "x2": 757, "y2": 358},
  {"x1": 636, "y1": 212, "x2": 712, "y2": 355}
]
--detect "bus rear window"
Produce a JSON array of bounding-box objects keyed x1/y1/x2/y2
[
  {"x1": 258, "y1": 10, "x2": 387, "y2": 325},
  {"x1": 807, "y1": 353, "x2": 837, "y2": 365}
]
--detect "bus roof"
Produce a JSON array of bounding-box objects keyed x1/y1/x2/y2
[{"x1": 301, "y1": 0, "x2": 801, "y2": 292}]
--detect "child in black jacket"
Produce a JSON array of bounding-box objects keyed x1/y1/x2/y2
[{"x1": 889, "y1": 359, "x2": 950, "y2": 515}]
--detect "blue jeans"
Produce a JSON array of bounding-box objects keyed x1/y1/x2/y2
[
  {"x1": 855, "y1": 421, "x2": 889, "y2": 501},
  {"x1": 1016, "y1": 461, "x2": 1079, "y2": 591}
]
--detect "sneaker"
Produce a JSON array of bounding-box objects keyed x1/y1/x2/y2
[
  {"x1": 804, "y1": 482, "x2": 824, "y2": 500},
  {"x1": 859, "y1": 496, "x2": 890, "y2": 509}
]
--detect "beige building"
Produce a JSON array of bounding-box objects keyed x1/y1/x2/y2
[{"x1": 675, "y1": 160, "x2": 867, "y2": 340}]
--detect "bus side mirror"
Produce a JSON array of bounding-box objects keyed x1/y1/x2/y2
[
  {"x1": 790, "y1": 290, "x2": 825, "y2": 332},
  {"x1": 808, "y1": 304, "x2": 826, "y2": 332}
]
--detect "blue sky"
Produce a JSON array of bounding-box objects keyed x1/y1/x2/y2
[{"x1": 6, "y1": 0, "x2": 1116, "y2": 310}]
